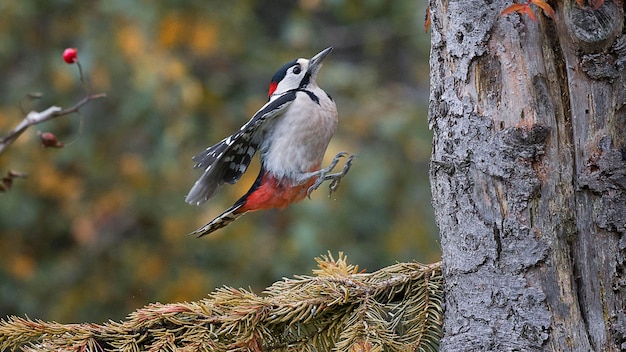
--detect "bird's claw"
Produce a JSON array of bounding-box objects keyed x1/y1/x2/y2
[{"x1": 306, "y1": 152, "x2": 356, "y2": 198}]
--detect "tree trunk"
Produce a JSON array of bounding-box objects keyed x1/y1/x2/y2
[{"x1": 428, "y1": 0, "x2": 625, "y2": 351}]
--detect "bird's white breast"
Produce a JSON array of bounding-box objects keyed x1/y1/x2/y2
[{"x1": 261, "y1": 88, "x2": 338, "y2": 180}]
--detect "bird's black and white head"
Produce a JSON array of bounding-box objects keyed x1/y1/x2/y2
[{"x1": 267, "y1": 47, "x2": 332, "y2": 98}]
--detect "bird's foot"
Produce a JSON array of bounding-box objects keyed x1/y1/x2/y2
[{"x1": 306, "y1": 152, "x2": 356, "y2": 198}]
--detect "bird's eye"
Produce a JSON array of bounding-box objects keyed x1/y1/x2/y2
[{"x1": 292, "y1": 65, "x2": 301, "y2": 74}]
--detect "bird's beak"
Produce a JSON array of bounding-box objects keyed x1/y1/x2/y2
[{"x1": 308, "y1": 47, "x2": 333, "y2": 75}]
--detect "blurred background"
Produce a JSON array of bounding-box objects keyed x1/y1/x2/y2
[{"x1": 0, "y1": 0, "x2": 437, "y2": 323}]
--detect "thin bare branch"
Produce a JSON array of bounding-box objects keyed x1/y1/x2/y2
[{"x1": 0, "y1": 93, "x2": 106, "y2": 155}]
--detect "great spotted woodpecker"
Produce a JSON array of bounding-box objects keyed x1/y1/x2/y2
[{"x1": 186, "y1": 47, "x2": 354, "y2": 237}]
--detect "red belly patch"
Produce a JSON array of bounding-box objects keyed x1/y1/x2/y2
[{"x1": 239, "y1": 172, "x2": 317, "y2": 213}]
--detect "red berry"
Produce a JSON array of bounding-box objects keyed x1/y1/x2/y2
[{"x1": 62, "y1": 48, "x2": 78, "y2": 64}]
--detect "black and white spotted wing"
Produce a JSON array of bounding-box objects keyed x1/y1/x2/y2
[{"x1": 185, "y1": 91, "x2": 296, "y2": 206}]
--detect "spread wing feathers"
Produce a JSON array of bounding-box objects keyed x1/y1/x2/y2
[{"x1": 185, "y1": 91, "x2": 296, "y2": 206}]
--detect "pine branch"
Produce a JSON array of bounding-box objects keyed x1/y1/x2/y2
[{"x1": 0, "y1": 253, "x2": 443, "y2": 352}]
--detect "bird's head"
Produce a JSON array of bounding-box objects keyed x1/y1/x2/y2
[{"x1": 267, "y1": 47, "x2": 332, "y2": 98}]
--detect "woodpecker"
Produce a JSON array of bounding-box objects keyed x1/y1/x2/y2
[{"x1": 186, "y1": 47, "x2": 354, "y2": 237}]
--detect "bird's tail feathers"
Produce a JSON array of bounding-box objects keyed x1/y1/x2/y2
[{"x1": 189, "y1": 203, "x2": 247, "y2": 238}]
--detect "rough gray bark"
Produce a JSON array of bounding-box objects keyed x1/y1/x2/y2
[{"x1": 428, "y1": 0, "x2": 625, "y2": 351}]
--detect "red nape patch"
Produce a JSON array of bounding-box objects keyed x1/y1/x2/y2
[{"x1": 268, "y1": 81, "x2": 278, "y2": 97}]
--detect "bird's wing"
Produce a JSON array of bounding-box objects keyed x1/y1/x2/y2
[{"x1": 185, "y1": 91, "x2": 296, "y2": 205}]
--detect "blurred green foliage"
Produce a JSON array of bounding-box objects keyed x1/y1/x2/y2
[{"x1": 0, "y1": 0, "x2": 437, "y2": 323}]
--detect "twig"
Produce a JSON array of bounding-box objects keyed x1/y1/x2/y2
[{"x1": 0, "y1": 93, "x2": 106, "y2": 155}]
